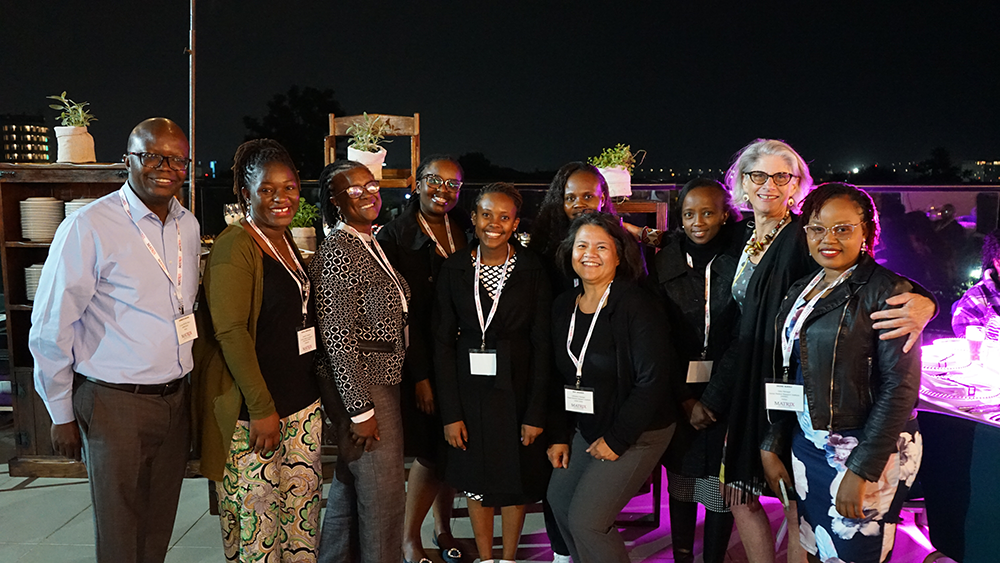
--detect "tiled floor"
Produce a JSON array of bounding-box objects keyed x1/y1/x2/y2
[{"x1": 0, "y1": 462, "x2": 939, "y2": 562}]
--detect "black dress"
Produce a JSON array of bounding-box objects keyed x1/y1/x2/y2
[
  {"x1": 377, "y1": 203, "x2": 471, "y2": 461},
  {"x1": 433, "y1": 243, "x2": 551, "y2": 506}
]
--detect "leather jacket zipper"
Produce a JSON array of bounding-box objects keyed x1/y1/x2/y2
[{"x1": 828, "y1": 305, "x2": 849, "y2": 432}]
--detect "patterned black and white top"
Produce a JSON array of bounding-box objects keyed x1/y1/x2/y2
[
  {"x1": 474, "y1": 251, "x2": 517, "y2": 299},
  {"x1": 309, "y1": 229, "x2": 411, "y2": 417}
]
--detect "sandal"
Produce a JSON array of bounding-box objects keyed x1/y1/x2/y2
[{"x1": 433, "y1": 532, "x2": 463, "y2": 563}]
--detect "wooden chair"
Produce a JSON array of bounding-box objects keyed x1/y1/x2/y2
[{"x1": 323, "y1": 113, "x2": 421, "y2": 190}]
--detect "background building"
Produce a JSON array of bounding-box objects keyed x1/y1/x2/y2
[{"x1": 1, "y1": 114, "x2": 51, "y2": 163}]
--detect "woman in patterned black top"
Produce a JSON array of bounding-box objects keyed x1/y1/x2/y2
[
  {"x1": 311, "y1": 160, "x2": 411, "y2": 563},
  {"x1": 434, "y1": 183, "x2": 551, "y2": 563}
]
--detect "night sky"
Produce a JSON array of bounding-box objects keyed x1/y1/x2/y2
[{"x1": 4, "y1": 1, "x2": 998, "y2": 175}]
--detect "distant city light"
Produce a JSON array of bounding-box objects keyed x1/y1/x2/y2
[
  {"x1": 852, "y1": 167, "x2": 860, "y2": 174},
  {"x1": 971, "y1": 267, "x2": 982, "y2": 279}
]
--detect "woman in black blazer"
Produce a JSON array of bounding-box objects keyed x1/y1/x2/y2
[{"x1": 434, "y1": 183, "x2": 551, "y2": 563}]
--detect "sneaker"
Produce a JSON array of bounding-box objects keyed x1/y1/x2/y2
[{"x1": 552, "y1": 554, "x2": 572, "y2": 563}]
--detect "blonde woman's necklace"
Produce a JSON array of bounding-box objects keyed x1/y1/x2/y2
[{"x1": 744, "y1": 212, "x2": 791, "y2": 257}]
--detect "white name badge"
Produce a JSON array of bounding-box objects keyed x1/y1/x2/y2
[
  {"x1": 564, "y1": 386, "x2": 595, "y2": 414},
  {"x1": 469, "y1": 349, "x2": 497, "y2": 376},
  {"x1": 765, "y1": 382, "x2": 805, "y2": 412},
  {"x1": 686, "y1": 360, "x2": 714, "y2": 383},
  {"x1": 175, "y1": 313, "x2": 198, "y2": 345},
  {"x1": 297, "y1": 327, "x2": 317, "y2": 355}
]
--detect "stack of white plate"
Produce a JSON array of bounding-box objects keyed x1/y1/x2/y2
[
  {"x1": 64, "y1": 197, "x2": 97, "y2": 216},
  {"x1": 20, "y1": 197, "x2": 65, "y2": 242},
  {"x1": 25, "y1": 263, "x2": 45, "y2": 301}
]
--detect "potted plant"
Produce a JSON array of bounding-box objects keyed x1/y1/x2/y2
[
  {"x1": 290, "y1": 200, "x2": 320, "y2": 253},
  {"x1": 47, "y1": 91, "x2": 97, "y2": 163},
  {"x1": 346, "y1": 112, "x2": 393, "y2": 180},
  {"x1": 588, "y1": 143, "x2": 645, "y2": 199}
]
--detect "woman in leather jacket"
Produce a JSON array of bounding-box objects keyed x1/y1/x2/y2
[{"x1": 761, "y1": 183, "x2": 922, "y2": 563}]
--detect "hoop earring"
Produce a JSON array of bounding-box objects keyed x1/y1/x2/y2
[
  {"x1": 742, "y1": 194, "x2": 750, "y2": 202},
  {"x1": 788, "y1": 197, "x2": 795, "y2": 207}
]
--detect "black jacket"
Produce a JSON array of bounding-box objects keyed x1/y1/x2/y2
[
  {"x1": 653, "y1": 228, "x2": 740, "y2": 476},
  {"x1": 549, "y1": 278, "x2": 681, "y2": 455},
  {"x1": 762, "y1": 253, "x2": 921, "y2": 482},
  {"x1": 377, "y1": 203, "x2": 472, "y2": 384}
]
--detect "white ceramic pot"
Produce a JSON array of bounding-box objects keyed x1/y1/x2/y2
[
  {"x1": 347, "y1": 146, "x2": 387, "y2": 180},
  {"x1": 598, "y1": 166, "x2": 632, "y2": 198},
  {"x1": 291, "y1": 226, "x2": 317, "y2": 253},
  {"x1": 54, "y1": 126, "x2": 96, "y2": 163}
]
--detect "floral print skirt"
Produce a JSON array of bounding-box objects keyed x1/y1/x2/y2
[{"x1": 791, "y1": 404, "x2": 922, "y2": 563}]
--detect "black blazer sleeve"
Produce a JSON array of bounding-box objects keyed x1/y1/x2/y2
[
  {"x1": 432, "y1": 262, "x2": 464, "y2": 426},
  {"x1": 523, "y1": 270, "x2": 552, "y2": 429}
]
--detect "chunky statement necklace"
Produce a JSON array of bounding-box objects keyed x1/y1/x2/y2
[{"x1": 744, "y1": 212, "x2": 791, "y2": 257}]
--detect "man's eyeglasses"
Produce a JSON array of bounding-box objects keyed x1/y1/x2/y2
[
  {"x1": 803, "y1": 223, "x2": 862, "y2": 241},
  {"x1": 744, "y1": 171, "x2": 797, "y2": 186},
  {"x1": 337, "y1": 181, "x2": 380, "y2": 199},
  {"x1": 420, "y1": 175, "x2": 462, "y2": 191},
  {"x1": 125, "y1": 152, "x2": 191, "y2": 171}
]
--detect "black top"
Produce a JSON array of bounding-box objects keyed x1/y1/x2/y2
[
  {"x1": 550, "y1": 278, "x2": 681, "y2": 456},
  {"x1": 377, "y1": 203, "x2": 472, "y2": 384},
  {"x1": 561, "y1": 309, "x2": 620, "y2": 446},
  {"x1": 240, "y1": 252, "x2": 320, "y2": 420}
]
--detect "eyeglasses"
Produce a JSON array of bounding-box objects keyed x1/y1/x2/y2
[
  {"x1": 420, "y1": 175, "x2": 462, "y2": 191},
  {"x1": 125, "y1": 152, "x2": 191, "y2": 171},
  {"x1": 803, "y1": 223, "x2": 862, "y2": 241},
  {"x1": 337, "y1": 181, "x2": 380, "y2": 199},
  {"x1": 744, "y1": 171, "x2": 797, "y2": 186}
]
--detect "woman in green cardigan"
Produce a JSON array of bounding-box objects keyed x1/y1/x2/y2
[{"x1": 193, "y1": 139, "x2": 322, "y2": 562}]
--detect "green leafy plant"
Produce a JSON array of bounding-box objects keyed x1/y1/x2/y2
[
  {"x1": 346, "y1": 112, "x2": 393, "y2": 153},
  {"x1": 290, "y1": 201, "x2": 320, "y2": 229},
  {"x1": 588, "y1": 144, "x2": 646, "y2": 174},
  {"x1": 47, "y1": 91, "x2": 97, "y2": 127}
]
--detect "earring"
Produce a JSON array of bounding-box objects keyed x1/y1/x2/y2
[
  {"x1": 742, "y1": 194, "x2": 750, "y2": 202},
  {"x1": 788, "y1": 197, "x2": 795, "y2": 207}
]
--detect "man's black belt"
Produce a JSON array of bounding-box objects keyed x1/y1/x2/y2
[{"x1": 77, "y1": 374, "x2": 185, "y2": 396}]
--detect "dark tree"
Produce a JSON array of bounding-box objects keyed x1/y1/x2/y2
[
  {"x1": 244, "y1": 86, "x2": 346, "y2": 179},
  {"x1": 915, "y1": 147, "x2": 962, "y2": 184}
]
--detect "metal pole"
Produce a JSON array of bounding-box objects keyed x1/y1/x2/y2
[{"x1": 187, "y1": 0, "x2": 196, "y2": 213}]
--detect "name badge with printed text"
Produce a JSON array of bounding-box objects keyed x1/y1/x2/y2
[
  {"x1": 175, "y1": 313, "x2": 198, "y2": 345},
  {"x1": 564, "y1": 386, "x2": 595, "y2": 414},
  {"x1": 298, "y1": 327, "x2": 317, "y2": 355},
  {"x1": 686, "y1": 360, "x2": 714, "y2": 383},
  {"x1": 469, "y1": 349, "x2": 497, "y2": 376},
  {"x1": 765, "y1": 382, "x2": 805, "y2": 412}
]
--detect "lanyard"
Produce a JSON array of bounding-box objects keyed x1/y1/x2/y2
[
  {"x1": 417, "y1": 211, "x2": 456, "y2": 257},
  {"x1": 566, "y1": 282, "x2": 613, "y2": 387},
  {"x1": 337, "y1": 222, "x2": 408, "y2": 315},
  {"x1": 473, "y1": 244, "x2": 512, "y2": 349},
  {"x1": 118, "y1": 189, "x2": 185, "y2": 315},
  {"x1": 688, "y1": 254, "x2": 717, "y2": 360},
  {"x1": 246, "y1": 216, "x2": 310, "y2": 326},
  {"x1": 780, "y1": 265, "x2": 858, "y2": 377}
]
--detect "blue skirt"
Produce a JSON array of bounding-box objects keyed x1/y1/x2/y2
[{"x1": 791, "y1": 405, "x2": 922, "y2": 563}]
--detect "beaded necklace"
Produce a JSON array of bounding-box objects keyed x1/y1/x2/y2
[{"x1": 744, "y1": 212, "x2": 790, "y2": 257}]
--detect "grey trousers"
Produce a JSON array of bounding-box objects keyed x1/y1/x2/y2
[
  {"x1": 73, "y1": 376, "x2": 191, "y2": 563},
  {"x1": 547, "y1": 424, "x2": 675, "y2": 563},
  {"x1": 318, "y1": 384, "x2": 405, "y2": 563}
]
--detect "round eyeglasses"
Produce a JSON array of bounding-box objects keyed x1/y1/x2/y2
[
  {"x1": 744, "y1": 171, "x2": 797, "y2": 186},
  {"x1": 803, "y1": 223, "x2": 862, "y2": 241},
  {"x1": 125, "y1": 151, "x2": 191, "y2": 171},
  {"x1": 337, "y1": 181, "x2": 380, "y2": 199},
  {"x1": 420, "y1": 175, "x2": 462, "y2": 191}
]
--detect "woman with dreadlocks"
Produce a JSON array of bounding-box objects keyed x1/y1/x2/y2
[{"x1": 194, "y1": 138, "x2": 322, "y2": 562}]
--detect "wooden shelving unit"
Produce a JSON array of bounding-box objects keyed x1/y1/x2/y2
[{"x1": 0, "y1": 163, "x2": 126, "y2": 477}]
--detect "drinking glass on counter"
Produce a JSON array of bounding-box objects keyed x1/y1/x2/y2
[{"x1": 966, "y1": 325, "x2": 985, "y2": 362}]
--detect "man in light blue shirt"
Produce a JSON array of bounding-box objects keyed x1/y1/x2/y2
[{"x1": 29, "y1": 117, "x2": 201, "y2": 563}]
